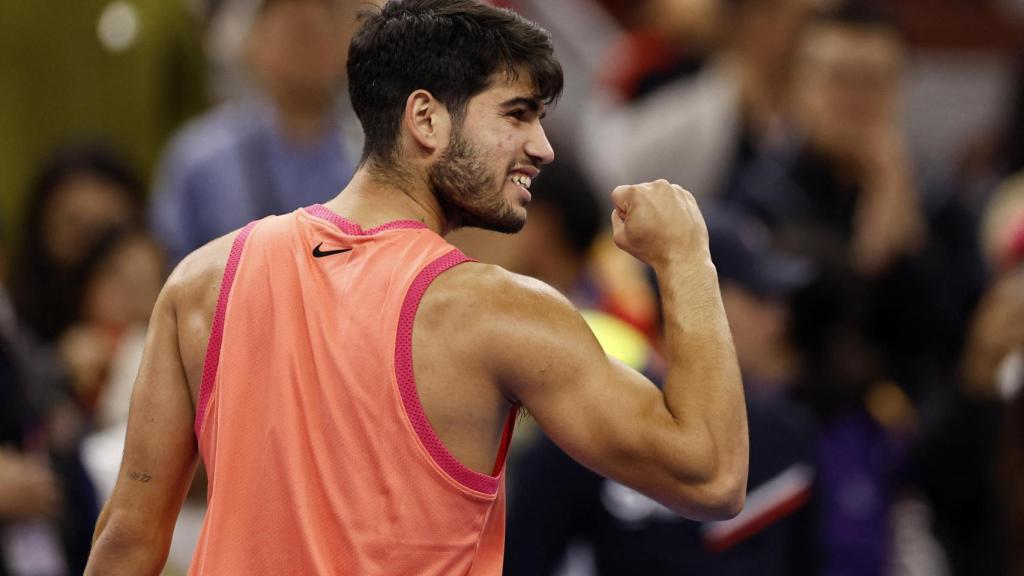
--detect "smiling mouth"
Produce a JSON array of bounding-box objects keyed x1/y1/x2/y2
[{"x1": 510, "y1": 174, "x2": 532, "y2": 190}]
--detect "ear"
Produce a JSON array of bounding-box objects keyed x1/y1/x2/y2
[{"x1": 402, "y1": 90, "x2": 451, "y2": 156}]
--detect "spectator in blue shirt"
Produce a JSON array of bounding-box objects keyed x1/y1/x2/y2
[{"x1": 151, "y1": 0, "x2": 363, "y2": 263}]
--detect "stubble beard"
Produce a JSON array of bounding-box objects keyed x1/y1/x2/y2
[{"x1": 428, "y1": 128, "x2": 526, "y2": 234}]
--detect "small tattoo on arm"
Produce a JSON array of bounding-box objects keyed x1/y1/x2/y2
[{"x1": 127, "y1": 471, "x2": 153, "y2": 483}]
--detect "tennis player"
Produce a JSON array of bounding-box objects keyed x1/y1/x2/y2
[{"x1": 85, "y1": 1, "x2": 748, "y2": 574}]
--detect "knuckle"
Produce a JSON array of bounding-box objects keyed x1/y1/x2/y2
[{"x1": 612, "y1": 184, "x2": 635, "y2": 198}]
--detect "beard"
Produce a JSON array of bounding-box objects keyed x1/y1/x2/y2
[{"x1": 428, "y1": 128, "x2": 526, "y2": 234}]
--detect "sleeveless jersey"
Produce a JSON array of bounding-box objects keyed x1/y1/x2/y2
[{"x1": 189, "y1": 204, "x2": 515, "y2": 575}]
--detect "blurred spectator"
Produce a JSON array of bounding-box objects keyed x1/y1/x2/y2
[
  {"x1": 0, "y1": 0, "x2": 205, "y2": 248},
  {"x1": 967, "y1": 173, "x2": 1024, "y2": 399},
  {"x1": 964, "y1": 173, "x2": 1024, "y2": 576},
  {"x1": 728, "y1": 0, "x2": 982, "y2": 408},
  {"x1": 726, "y1": 2, "x2": 1000, "y2": 574},
  {"x1": 581, "y1": 0, "x2": 814, "y2": 200},
  {"x1": 958, "y1": 56, "x2": 1024, "y2": 576},
  {"x1": 0, "y1": 231, "x2": 99, "y2": 576},
  {"x1": 785, "y1": 257, "x2": 910, "y2": 576},
  {"x1": 7, "y1": 143, "x2": 146, "y2": 344},
  {"x1": 61, "y1": 227, "x2": 165, "y2": 425},
  {"x1": 695, "y1": 214, "x2": 818, "y2": 576},
  {"x1": 150, "y1": 0, "x2": 365, "y2": 263},
  {"x1": 709, "y1": 213, "x2": 811, "y2": 396}
]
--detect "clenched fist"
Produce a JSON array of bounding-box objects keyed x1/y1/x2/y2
[{"x1": 610, "y1": 180, "x2": 710, "y2": 270}]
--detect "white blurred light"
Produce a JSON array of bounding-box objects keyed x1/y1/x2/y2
[
  {"x1": 997, "y1": 349, "x2": 1023, "y2": 402},
  {"x1": 97, "y1": 1, "x2": 141, "y2": 53}
]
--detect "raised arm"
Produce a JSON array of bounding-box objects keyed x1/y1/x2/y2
[
  {"x1": 84, "y1": 280, "x2": 200, "y2": 575},
  {"x1": 478, "y1": 180, "x2": 747, "y2": 520}
]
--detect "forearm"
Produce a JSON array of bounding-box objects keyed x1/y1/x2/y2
[
  {"x1": 86, "y1": 511, "x2": 170, "y2": 576},
  {"x1": 655, "y1": 256, "x2": 748, "y2": 499},
  {"x1": 91, "y1": 501, "x2": 112, "y2": 547}
]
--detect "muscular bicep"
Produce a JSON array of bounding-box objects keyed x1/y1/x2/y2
[
  {"x1": 491, "y1": 284, "x2": 705, "y2": 508},
  {"x1": 100, "y1": 287, "x2": 199, "y2": 545}
]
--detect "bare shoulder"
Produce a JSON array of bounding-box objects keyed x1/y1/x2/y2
[
  {"x1": 161, "y1": 231, "x2": 240, "y2": 394},
  {"x1": 425, "y1": 260, "x2": 575, "y2": 322},
  {"x1": 164, "y1": 232, "x2": 238, "y2": 307},
  {"x1": 420, "y1": 261, "x2": 598, "y2": 401}
]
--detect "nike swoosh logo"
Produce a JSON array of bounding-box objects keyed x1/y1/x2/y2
[{"x1": 312, "y1": 243, "x2": 352, "y2": 258}]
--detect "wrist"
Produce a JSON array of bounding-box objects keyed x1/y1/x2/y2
[
  {"x1": 650, "y1": 247, "x2": 713, "y2": 276},
  {"x1": 655, "y1": 256, "x2": 723, "y2": 310}
]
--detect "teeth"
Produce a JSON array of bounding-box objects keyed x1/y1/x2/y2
[{"x1": 512, "y1": 174, "x2": 532, "y2": 189}]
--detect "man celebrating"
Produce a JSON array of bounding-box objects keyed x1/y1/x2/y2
[{"x1": 85, "y1": 1, "x2": 748, "y2": 574}]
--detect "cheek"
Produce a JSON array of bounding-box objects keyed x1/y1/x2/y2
[{"x1": 481, "y1": 127, "x2": 515, "y2": 157}]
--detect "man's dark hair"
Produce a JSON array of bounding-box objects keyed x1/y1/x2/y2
[{"x1": 347, "y1": 0, "x2": 563, "y2": 167}]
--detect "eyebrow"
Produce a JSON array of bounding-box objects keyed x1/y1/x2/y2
[{"x1": 500, "y1": 96, "x2": 546, "y2": 118}]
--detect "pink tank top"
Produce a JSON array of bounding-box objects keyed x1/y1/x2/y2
[{"x1": 189, "y1": 205, "x2": 515, "y2": 575}]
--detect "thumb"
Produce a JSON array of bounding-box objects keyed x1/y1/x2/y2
[
  {"x1": 611, "y1": 208, "x2": 627, "y2": 249},
  {"x1": 610, "y1": 185, "x2": 633, "y2": 216}
]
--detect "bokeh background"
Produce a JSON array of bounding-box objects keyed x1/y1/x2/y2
[{"x1": 1, "y1": 0, "x2": 1023, "y2": 574}]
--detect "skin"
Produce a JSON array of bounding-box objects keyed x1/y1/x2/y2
[{"x1": 85, "y1": 74, "x2": 748, "y2": 574}]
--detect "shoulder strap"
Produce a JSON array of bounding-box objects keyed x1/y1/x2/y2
[{"x1": 195, "y1": 221, "x2": 259, "y2": 440}]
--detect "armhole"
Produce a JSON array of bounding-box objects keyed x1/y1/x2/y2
[
  {"x1": 492, "y1": 406, "x2": 518, "y2": 476},
  {"x1": 194, "y1": 222, "x2": 258, "y2": 440},
  {"x1": 394, "y1": 249, "x2": 517, "y2": 496}
]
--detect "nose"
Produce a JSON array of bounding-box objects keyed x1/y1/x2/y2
[{"x1": 525, "y1": 121, "x2": 555, "y2": 166}]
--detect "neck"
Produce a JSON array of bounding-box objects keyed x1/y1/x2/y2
[{"x1": 322, "y1": 164, "x2": 450, "y2": 235}]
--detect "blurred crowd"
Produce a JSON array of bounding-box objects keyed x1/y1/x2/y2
[{"x1": 0, "y1": 0, "x2": 1023, "y2": 575}]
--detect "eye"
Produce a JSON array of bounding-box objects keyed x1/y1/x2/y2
[{"x1": 506, "y1": 108, "x2": 528, "y2": 121}]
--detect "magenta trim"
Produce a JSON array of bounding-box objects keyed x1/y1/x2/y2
[
  {"x1": 492, "y1": 407, "x2": 518, "y2": 476},
  {"x1": 395, "y1": 249, "x2": 508, "y2": 495},
  {"x1": 195, "y1": 222, "x2": 257, "y2": 439},
  {"x1": 305, "y1": 204, "x2": 427, "y2": 236}
]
